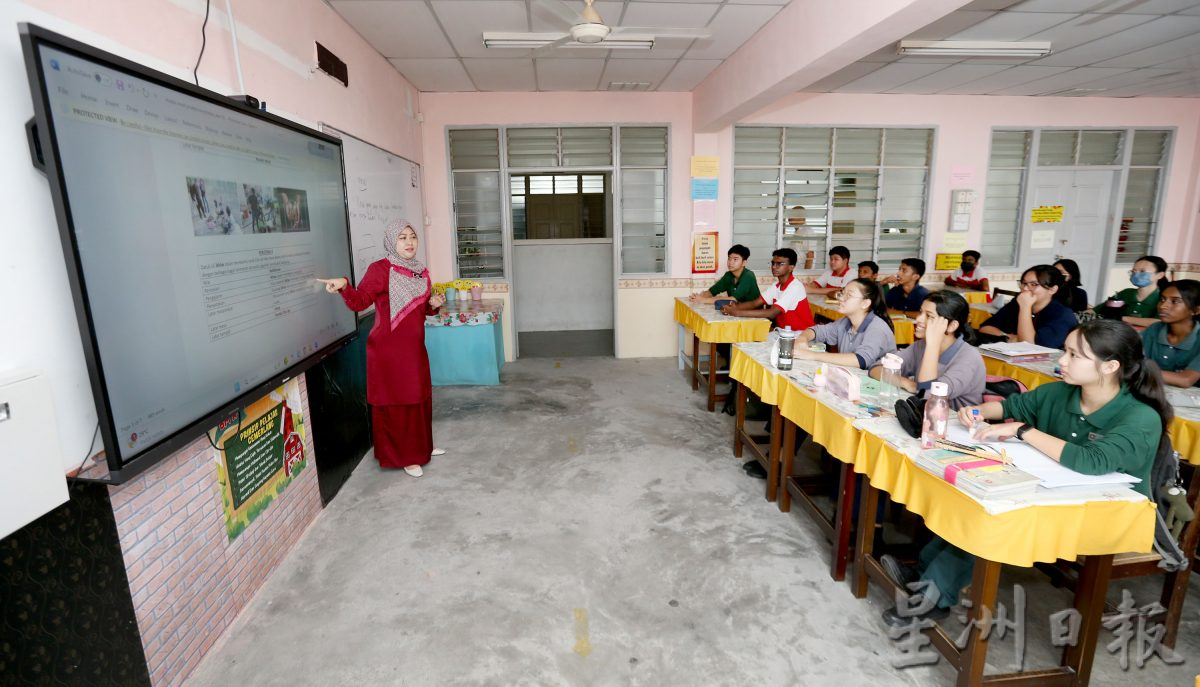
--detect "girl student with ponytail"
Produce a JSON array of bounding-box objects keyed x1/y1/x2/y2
[
  {"x1": 1106, "y1": 254, "x2": 1170, "y2": 328},
  {"x1": 881, "y1": 319, "x2": 1171, "y2": 627},
  {"x1": 868, "y1": 291, "x2": 985, "y2": 409},
  {"x1": 791, "y1": 278, "x2": 897, "y2": 370},
  {"x1": 1142, "y1": 279, "x2": 1200, "y2": 387}
]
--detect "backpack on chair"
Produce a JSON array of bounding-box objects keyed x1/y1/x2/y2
[{"x1": 1150, "y1": 434, "x2": 1190, "y2": 571}]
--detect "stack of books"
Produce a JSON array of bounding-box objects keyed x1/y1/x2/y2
[
  {"x1": 914, "y1": 448, "x2": 1041, "y2": 499},
  {"x1": 978, "y1": 341, "x2": 1060, "y2": 363}
]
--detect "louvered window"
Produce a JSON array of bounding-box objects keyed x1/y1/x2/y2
[
  {"x1": 619, "y1": 127, "x2": 668, "y2": 273},
  {"x1": 983, "y1": 131, "x2": 1031, "y2": 267},
  {"x1": 733, "y1": 127, "x2": 932, "y2": 272},
  {"x1": 1119, "y1": 130, "x2": 1170, "y2": 262},
  {"x1": 449, "y1": 129, "x2": 504, "y2": 279}
]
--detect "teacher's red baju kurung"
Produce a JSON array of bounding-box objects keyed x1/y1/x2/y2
[{"x1": 339, "y1": 259, "x2": 433, "y2": 468}]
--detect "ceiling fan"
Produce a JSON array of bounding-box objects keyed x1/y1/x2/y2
[{"x1": 482, "y1": 0, "x2": 711, "y2": 53}]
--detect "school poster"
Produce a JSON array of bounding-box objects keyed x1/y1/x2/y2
[
  {"x1": 212, "y1": 378, "x2": 307, "y2": 541},
  {"x1": 692, "y1": 232, "x2": 718, "y2": 274}
]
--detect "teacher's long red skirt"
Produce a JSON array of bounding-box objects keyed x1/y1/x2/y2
[{"x1": 372, "y1": 400, "x2": 432, "y2": 469}]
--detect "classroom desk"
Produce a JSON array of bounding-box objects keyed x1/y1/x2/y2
[
  {"x1": 982, "y1": 353, "x2": 1200, "y2": 466},
  {"x1": 940, "y1": 285, "x2": 991, "y2": 305},
  {"x1": 729, "y1": 342, "x2": 791, "y2": 503},
  {"x1": 425, "y1": 299, "x2": 504, "y2": 385},
  {"x1": 968, "y1": 303, "x2": 996, "y2": 330},
  {"x1": 809, "y1": 302, "x2": 916, "y2": 346},
  {"x1": 675, "y1": 298, "x2": 770, "y2": 411},
  {"x1": 850, "y1": 416, "x2": 1155, "y2": 687}
]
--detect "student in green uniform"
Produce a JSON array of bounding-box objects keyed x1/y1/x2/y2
[
  {"x1": 1104, "y1": 255, "x2": 1169, "y2": 328},
  {"x1": 1142, "y1": 279, "x2": 1200, "y2": 388},
  {"x1": 880, "y1": 319, "x2": 1171, "y2": 627},
  {"x1": 690, "y1": 244, "x2": 760, "y2": 304}
]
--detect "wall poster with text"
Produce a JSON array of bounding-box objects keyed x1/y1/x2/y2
[{"x1": 211, "y1": 378, "x2": 307, "y2": 541}]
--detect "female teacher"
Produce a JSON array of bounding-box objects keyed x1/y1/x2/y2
[{"x1": 317, "y1": 221, "x2": 445, "y2": 477}]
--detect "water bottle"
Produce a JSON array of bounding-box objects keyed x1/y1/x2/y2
[
  {"x1": 777, "y1": 326, "x2": 796, "y2": 371},
  {"x1": 920, "y1": 381, "x2": 950, "y2": 449},
  {"x1": 879, "y1": 353, "x2": 903, "y2": 400}
]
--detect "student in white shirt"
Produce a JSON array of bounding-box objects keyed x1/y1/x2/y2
[
  {"x1": 722, "y1": 248, "x2": 814, "y2": 331},
  {"x1": 944, "y1": 250, "x2": 990, "y2": 292},
  {"x1": 807, "y1": 246, "x2": 854, "y2": 296}
]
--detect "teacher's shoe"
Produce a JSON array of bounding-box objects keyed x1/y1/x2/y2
[
  {"x1": 403, "y1": 465, "x2": 423, "y2": 477},
  {"x1": 431, "y1": 448, "x2": 446, "y2": 457}
]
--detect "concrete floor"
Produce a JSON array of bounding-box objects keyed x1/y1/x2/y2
[{"x1": 186, "y1": 358, "x2": 1200, "y2": 686}]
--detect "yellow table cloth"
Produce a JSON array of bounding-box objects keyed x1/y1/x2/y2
[
  {"x1": 778, "y1": 378, "x2": 862, "y2": 464},
  {"x1": 810, "y1": 303, "x2": 914, "y2": 346},
  {"x1": 983, "y1": 355, "x2": 1200, "y2": 466},
  {"x1": 853, "y1": 429, "x2": 1155, "y2": 567},
  {"x1": 968, "y1": 305, "x2": 992, "y2": 329},
  {"x1": 729, "y1": 344, "x2": 788, "y2": 406},
  {"x1": 674, "y1": 298, "x2": 770, "y2": 344}
]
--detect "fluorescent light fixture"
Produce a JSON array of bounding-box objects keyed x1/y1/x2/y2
[
  {"x1": 483, "y1": 32, "x2": 653, "y2": 50},
  {"x1": 897, "y1": 40, "x2": 1052, "y2": 58}
]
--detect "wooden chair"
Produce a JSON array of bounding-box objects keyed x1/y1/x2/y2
[
  {"x1": 1040, "y1": 462, "x2": 1200, "y2": 649},
  {"x1": 992, "y1": 286, "x2": 1019, "y2": 301}
]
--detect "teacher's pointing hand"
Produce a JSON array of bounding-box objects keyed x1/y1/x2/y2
[{"x1": 315, "y1": 277, "x2": 348, "y2": 293}]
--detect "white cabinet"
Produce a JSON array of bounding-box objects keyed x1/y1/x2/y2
[{"x1": 1, "y1": 370, "x2": 69, "y2": 540}]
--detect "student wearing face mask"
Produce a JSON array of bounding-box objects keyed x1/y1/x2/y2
[
  {"x1": 1053, "y1": 259, "x2": 1090, "y2": 313},
  {"x1": 1105, "y1": 255, "x2": 1170, "y2": 328},
  {"x1": 1142, "y1": 279, "x2": 1200, "y2": 388},
  {"x1": 978, "y1": 265, "x2": 1077, "y2": 349},
  {"x1": 943, "y1": 250, "x2": 990, "y2": 293}
]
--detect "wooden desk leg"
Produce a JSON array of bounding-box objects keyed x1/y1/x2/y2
[
  {"x1": 691, "y1": 334, "x2": 700, "y2": 390},
  {"x1": 777, "y1": 419, "x2": 796, "y2": 512},
  {"x1": 733, "y1": 382, "x2": 746, "y2": 458},
  {"x1": 765, "y1": 405, "x2": 781, "y2": 502},
  {"x1": 1063, "y1": 554, "x2": 1113, "y2": 686},
  {"x1": 707, "y1": 342, "x2": 719, "y2": 412},
  {"x1": 957, "y1": 558, "x2": 1002, "y2": 687},
  {"x1": 831, "y1": 463, "x2": 857, "y2": 582},
  {"x1": 852, "y1": 483, "x2": 879, "y2": 599}
]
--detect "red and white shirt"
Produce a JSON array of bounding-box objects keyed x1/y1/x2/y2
[
  {"x1": 762, "y1": 275, "x2": 814, "y2": 331},
  {"x1": 950, "y1": 265, "x2": 989, "y2": 288},
  {"x1": 812, "y1": 266, "x2": 854, "y2": 289}
]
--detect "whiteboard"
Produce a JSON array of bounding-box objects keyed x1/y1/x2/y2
[{"x1": 320, "y1": 125, "x2": 426, "y2": 283}]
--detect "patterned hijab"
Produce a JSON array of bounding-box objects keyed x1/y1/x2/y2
[{"x1": 384, "y1": 220, "x2": 429, "y2": 329}]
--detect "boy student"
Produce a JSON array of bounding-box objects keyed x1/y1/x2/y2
[
  {"x1": 722, "y1": 248, "x2": 814, "y2": 331},
  {"x1": 806, "y1": 246, "x2": 854, "y2": 296},
  {"x1": 944, "y1": 250, "x2": 989, "y2": 292},
  {"x1": 857, "y1": 260, "x2": 879, "y2": 280},
  {"x1": 689, "y1": 244, "x2": 760, "y2": 305},
  {"x1": 882, "y1": 258, "x2": 930, "y2": 315}
]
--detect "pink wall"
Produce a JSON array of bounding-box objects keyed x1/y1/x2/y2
[
  {"x1": 717, "y1": 92, "x2": 1200, "y2": 267},
  {"x1": 26, "y1": 0, "x2": 422, "y2": 161},
  {"x1": 419, "y1": 91, "x2": 694, "y2": 279}
]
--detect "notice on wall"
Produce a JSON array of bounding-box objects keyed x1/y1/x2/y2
[
  {"x1": 691, "y1": 178, "x2": 718, "y2": 201},
  {"x1": 941, "y1": 232, "x2": 968, "y2": 253},
  {"x1": 1030, "y1": 229, "x2": 1056, "y2": 250},
  {"x1": 1031, "y1": 205, "x2": 1064, "y2": 223},
  {"x1": 950, "y1": 166, "x2": 975, "y2": 185},
  {"x1": 934, "y1": 253, "x2": 963, "y2": 271},
  {"x1": 212, "y1": 378, "x2": 307, "y2": 541},
  {"x1": 693, "y1": 200, "x2": 717, "y2": 230},
  {"x1": 692, "y1": 232, "x2": 718, "y2": 274},
  {"x1": 690, "y1": 156, "x2": 719, "y2": 178}
]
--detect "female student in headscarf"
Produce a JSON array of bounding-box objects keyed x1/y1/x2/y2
[{"x1": 317, "y1": 221, "x2": 446, "y2": 477}]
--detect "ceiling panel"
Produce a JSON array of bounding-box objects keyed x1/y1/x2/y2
[
  {"x1": 331, "y1": 1, "x2": 455, "y2": 59},
  {"x1": 837, "y1": 62, "x2": 959, "y2": 93},
  {"x1": 620, "y1": 2, "x2": 719, "y2": 27},
  {"x1": 1030, "y1": 15, "x2": 1200, "y2": 66},
  {"x1": 1008, "y1": 0, "x2": 1173, "y2": 11},
  {"x1": 433, "y1": 0, "x2": 530, "y2": 59},
  {"x1": 599, "y1": 59, "x2": 678, "y2": 88},
  {"x1": 1093, "y1": 30, "x2": 1200, "y2": 67},
  {"x1": 987, "y1": 66, "x2": 1134, "y2": 95},
  {"x1": 1106, "y1": 0, "x2": 1200, "y2": 12},
  {"x1": 464, "y1": 58, "x2": 538, "y2": 90},
  {"x1": 948, "y1": 12, "x2": 1075, "y2": 40},
  {"x1": 657, "y1": 59, "x2": 722, "y2": 90},
  {"x1": 1019, "y1": 13, "x2": 1158, "y2": 54},
  {"x1": 534, "y1": 58, "x2": 606, "y2": 90},
  {"x1": 684, "y1": 5, "x2": 780, "y2": 60},
  {"x1": 906, "y1": 10, "x2": 1000, "y2": 40},
  {"x1": 885, "y1": 63, "x2": 1017, "y2": 94},
  {"x1": 388, "y1": 58, "x2": 476, "y2": 91},
  {"x1": 935, "y1": 65, "x2": 1073, "y2": 94}
]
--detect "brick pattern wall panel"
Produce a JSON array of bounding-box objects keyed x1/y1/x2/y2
[{"x1": 107, "y1": 375, "x2": 323, "y2": 687}]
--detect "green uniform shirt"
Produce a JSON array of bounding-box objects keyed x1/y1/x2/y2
[
  {"x1": 708, "y1": 268, "x2": 761, "y2": 303},
  {"x1": 1000, "y1": 382, "x2": 1160, "y2": 498},
  {"x1": 1142, "y1": 322, "x2": 1200, "y2": 381},
  {"x1": 1109, "y1": 287, "x2": 1161, "y2": 319}
]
